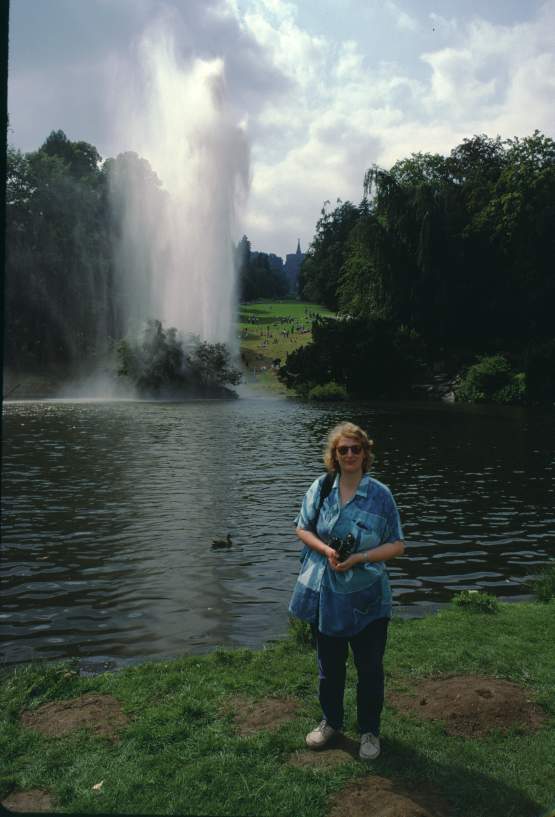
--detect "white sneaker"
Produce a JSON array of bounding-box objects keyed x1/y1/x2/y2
[
  {"x1": 305, "y1": 719, "x2": 337, "y2": 749},
  {"x1": 359, "y1": 732, "x2": 380, "y2": 760}
]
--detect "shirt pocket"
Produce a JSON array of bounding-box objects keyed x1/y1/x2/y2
[{"x1": 352, "y1": 511, "x2": 382, "y2": 549}]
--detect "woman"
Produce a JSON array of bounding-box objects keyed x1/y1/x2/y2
[{"x1": 289, "y1": 421, "x2": 405, "y2": 760}]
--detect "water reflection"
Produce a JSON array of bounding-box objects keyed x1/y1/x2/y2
[{"x1": 1, "y1": 397, "x2": 553, "y2": 664}]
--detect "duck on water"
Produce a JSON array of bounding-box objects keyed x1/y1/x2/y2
[{"x1": 211, "y1": 534, "x2": 233, "y2": 549}]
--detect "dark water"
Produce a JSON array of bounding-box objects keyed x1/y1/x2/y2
[{"x1": 1, "y1": 396, "x2": 554, "y2": 666}]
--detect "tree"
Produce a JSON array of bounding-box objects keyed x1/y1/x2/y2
[
  {"x1": 299, "y1": 200, "x2": 360, "y2": 310},
  {"x1": 5, "y1": 133, "x2": 112, "y2": 373},
  {"x1": 40, "y1": 129, "x2": 101, "y2": 180},
  {"x1": 470, "y1": 131, "x2": 555, "y2": 340},
  {"x1": 278, "y1": 316, "x2": 426, "y2": 399},
  {"x1": 236, "y1": 237, "x2": 289, "y2": 300},
  {"x1": 337, "y1": 213, "x2": 389, "y2": 319},
  {"x1": 300, "y1": 130, "x2": 554, "y2": 389},
  {"x1": 339, "y1": 134, "x2": 555, "y2": 348},
  {"x1": 187, "y1": 341, "x2": 242, "y2": 388}
]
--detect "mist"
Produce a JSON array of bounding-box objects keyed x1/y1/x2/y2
[{"x1": 110, "y1": 22, "x2": 251, "y2": 347}]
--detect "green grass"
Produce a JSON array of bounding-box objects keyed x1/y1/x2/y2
[
  {"x1": 238, "y1": 300, "x2": 334, "y2": 395},
  {"x1": 1, "y1": 603, "x2": 554, "y2": 816},
  {"x1": 528, "y1": 563, "x2": 555, "y2": 603}
]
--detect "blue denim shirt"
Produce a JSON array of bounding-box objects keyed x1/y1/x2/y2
[{"x1": 288, "y1": 472, "x2": 403, "y2": 637}]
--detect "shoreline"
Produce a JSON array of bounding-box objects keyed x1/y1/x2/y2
[
  {"x1": 0, "y1": 593, "x2": 540, "y2": 677},
  {"x1": 5, "y1": 374, "x2": 553, "y2": 407}
]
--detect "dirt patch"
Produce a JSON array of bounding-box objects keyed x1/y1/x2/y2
[
  {"x1": 327, "y1": 775, "x2": 450, "y2": 817},
  {"x1": 21, "y1": 694, "x2": 129, "y2": 741},
  {"x1": 225, "y1": 695, "x2": 301, "y2": 736},
  {"x1": 289, "y1": 733, "x2": 359, "y2": 768},
  {"x1": 290, "y1": 747, "x2": 354, "y2": 769},
  {"x1": 390, "y1": 675, "x2": 546, "y2": 737},
  {"x1": 1, "y1": 789, "x2": 55, "y2": 812}
]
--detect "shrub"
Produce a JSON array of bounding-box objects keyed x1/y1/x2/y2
[
  {"x1": 455, "y1": 354, "x2": 525, "y2": 404},
  {"x1": 116, "y1": 320, "x2": 241, "y2": 397},
  {"x1": 452, "y1": 590, "x2": 500, "y2": 614},
  {"x1": 529, "y1": 563, "x2": 555, "y2": 603},
  {"x1": 308, "y1": 381, "x2": 348, "y2": 401},
  {"x1": 287, "y1": 617, "x2": 316, "y2": 650},
  {"x1": 524, "y1": 339, "x2": 555, "y2": 403},
  {"x1": 493, "y1": 371, "x2": 526, "y2": 403}
]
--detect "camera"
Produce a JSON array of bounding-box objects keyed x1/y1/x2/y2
[{"x1": 330, "y1": 532, "x2": 355, "y2": 562}]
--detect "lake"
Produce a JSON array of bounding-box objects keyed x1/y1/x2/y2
[{"x1": 1, "y1": 396, "x2": 553, "y2": 668}]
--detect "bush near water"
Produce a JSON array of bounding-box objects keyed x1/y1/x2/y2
[
  {"x1": 307, "y1": 381, "x2": 348, "y2": 401},
  {"x1": 528, "y1": 562, "x2": 555, "y2": 603},
  {"x1": 454, "y1": 355, "x2": 526, "y2": 405},
  {"x1": 117, "y1": 319, "x2": 241, "y2": 398}
]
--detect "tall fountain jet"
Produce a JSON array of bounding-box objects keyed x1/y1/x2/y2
[{"x1": 110, "y1": 24, "x2": 250, "y2": 348}]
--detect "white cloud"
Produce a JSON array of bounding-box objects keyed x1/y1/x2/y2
[
  {"x1": 429, "y1": 12, "x2": 459, "y2": 37},
  {"x1": 422, "y1": 46, "x2": 498, "y2": 111},
  {"x1": 385, "y1": 0, "x2": 419, "y2": 32},
  {"x1": 420, "y1": 4, "x2": 555, "y2": 130}
]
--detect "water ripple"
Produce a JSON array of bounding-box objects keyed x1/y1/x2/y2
[{"x1": 1, "y1": 397, "x2": 554, "y2": 663}]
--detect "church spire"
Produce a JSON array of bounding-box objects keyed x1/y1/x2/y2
[{"x1": 296, "y1": 238, "x2": 301, "y2": 254}]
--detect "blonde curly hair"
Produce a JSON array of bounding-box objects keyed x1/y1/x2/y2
[{"x1": 323, "y1": 421, "x2": 374, "y2": 473}]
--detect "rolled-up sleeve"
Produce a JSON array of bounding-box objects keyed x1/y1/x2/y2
[
  {"x1": 382, "y1": 490, "x2": 404, "y2": 544},
  {"x1": 294, "y1": 477, "x2": 322, "y2": 530}
]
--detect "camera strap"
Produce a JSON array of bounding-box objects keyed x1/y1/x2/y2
[
  {"x1": 299, "y1": 472, "x2": 336, "y2": 562},
  {"x1": 312, "y1": 472, "x2": 335, "y2": 531}
]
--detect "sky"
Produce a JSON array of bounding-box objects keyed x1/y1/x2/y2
[{"x1": 8, "y1": 0, "x2": 555, "y2": 259}]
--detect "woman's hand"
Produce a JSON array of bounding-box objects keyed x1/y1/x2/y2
[
  {"x1": 330, "y1": 552, "x2": 365, "y2": 572},
  {"x1": 326, "y1": 546, "x2": 339, "y2": 570}
]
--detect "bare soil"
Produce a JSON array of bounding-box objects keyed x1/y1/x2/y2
[
  {"x1": 225, "y1": 694, "x2": 301, "y2": 736},
  {"x1": 290, "y1": 747, "x2": 355, "y2": 768},
  {"x1": 327, "y1": 775, "x2": 451, "y2": 817},
  {"x1": 20, "y1": 693, "x2": 129, "y2": 741},
  {"x1": 390, "y1": 674, "x2": 546, "y2": 737},
  {"x1": 1, "y1": 789, "x2": 55, "y2": 813}
]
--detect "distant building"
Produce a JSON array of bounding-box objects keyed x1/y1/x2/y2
[{"x1": 283, "y1": 239, "x2": 305, "y2": 295}]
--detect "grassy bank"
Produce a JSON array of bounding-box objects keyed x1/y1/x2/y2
[
  {"x1": 238, "y1": 300, "x2": 334, "y2": 395},
  {"x1": 1, "y1": 601, "x2": 554, "y2": 816}
]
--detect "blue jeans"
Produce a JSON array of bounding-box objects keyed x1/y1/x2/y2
[{"x1": 312, "y1": 617, "x2": 389, "y2": 735}]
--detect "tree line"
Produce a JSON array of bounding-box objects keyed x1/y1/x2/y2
[
  {"x1": 235, "y1": 235, "x2": 289, "y2": 301},
  {"x1": 282, "y1": 131, "x2": 555, "y2": 402},
  {"x1": 5, "y1": 130, "x2": 286, "y2": 382}
]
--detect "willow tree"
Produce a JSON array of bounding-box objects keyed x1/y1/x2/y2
[{"x1": 298, "y1": 199, "x2": 360, "y2": 310}]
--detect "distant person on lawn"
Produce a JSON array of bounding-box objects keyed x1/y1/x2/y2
[{"x1": 289, "y1": 421, "x2": 405, "y2": 760}]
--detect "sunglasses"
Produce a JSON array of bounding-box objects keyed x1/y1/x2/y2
[{"x1": 336, "y1": 444, "x2": 362, "y2": 456}]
